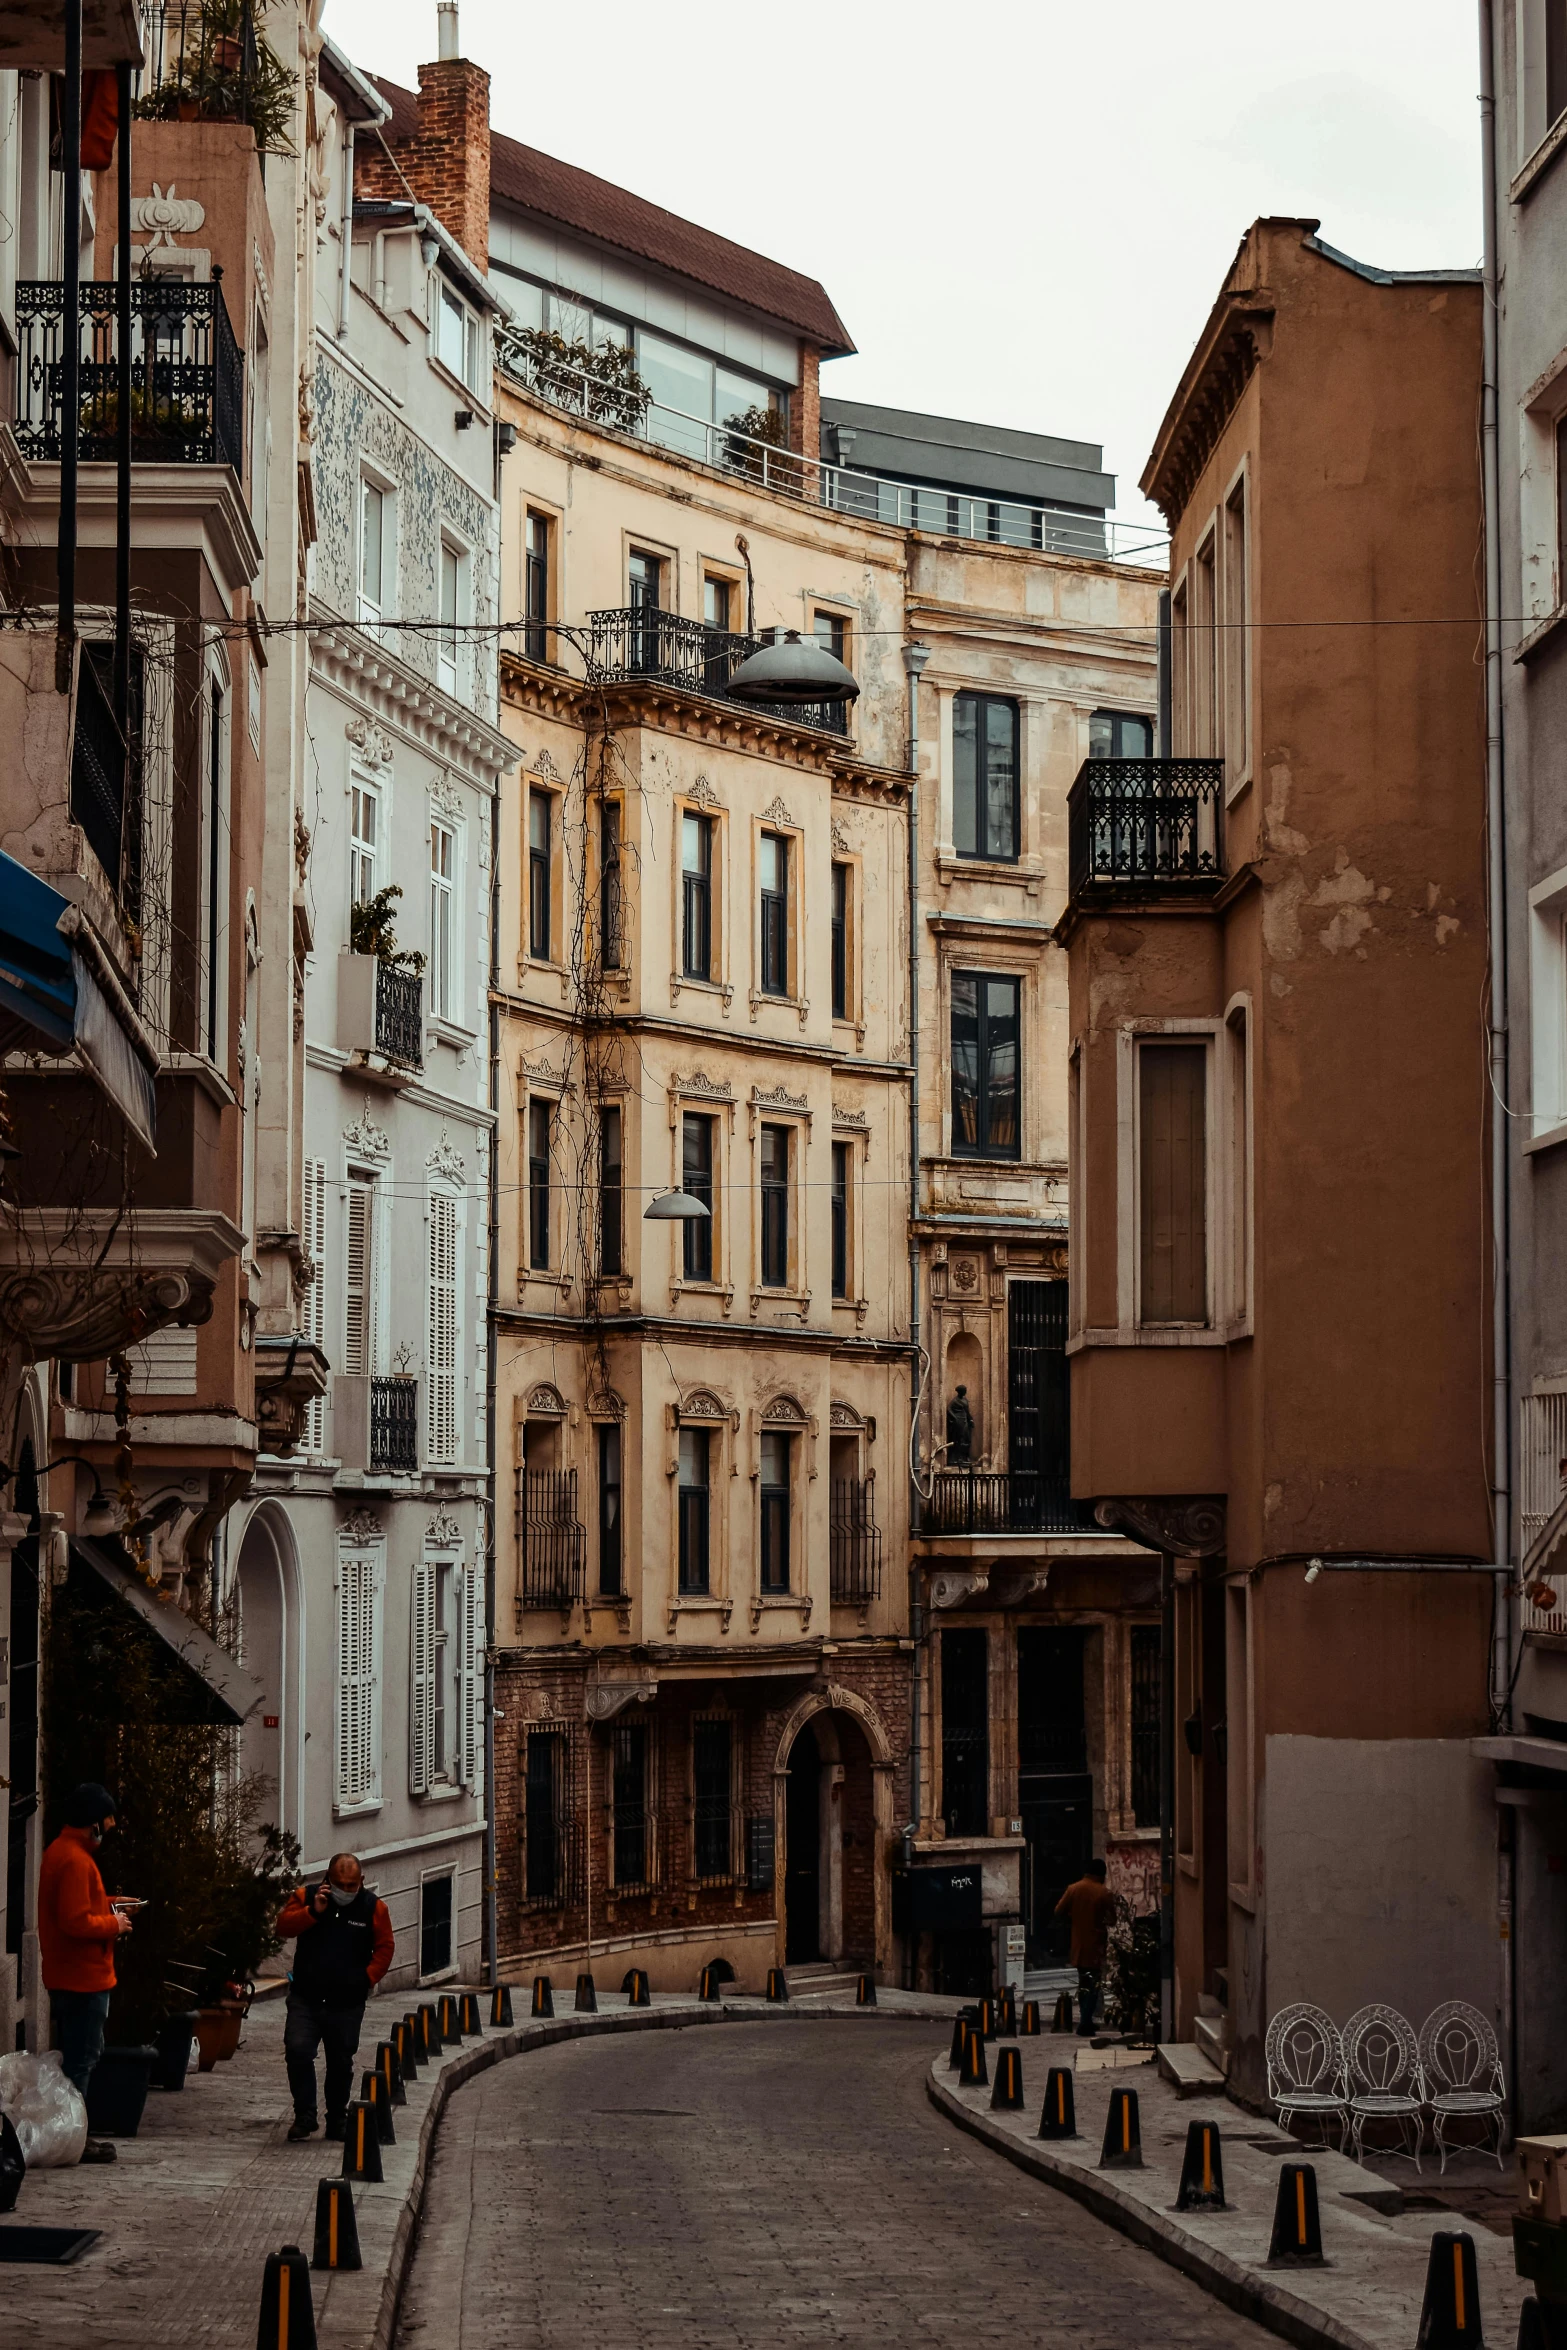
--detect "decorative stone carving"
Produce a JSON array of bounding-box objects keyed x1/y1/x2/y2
[
  {"x1": 133, "y1": 184, "x2": 205, "y2": 250},
  {"x1": 928, "y1": 1567, "x2": 989, "y2": 1610},
  {"x1": 761, "y1": 1392, "x2": 808, "y2": 1424},
  {"x1": 588, "y1": 1388, "x2": 625, "y2": 1420},
  {"x1": 429, "y1": 770, "x2": 462, "y2": 818},
  {"x1": 689, "y1": 774, "x2": 722, "y2": 811},
  {"x1": 681, "y1": 1388, "x2": 728, "y2": 1420},
  {"x1": 829, "y1": 1401, "x2": 862, "y2": 1428},
  {"x1": 584, "y1": 1673, "x2": 657, "y2": 1722},
  {"x1": 0, "y1": 1267, "x2": 214, "y2": 1365},
  {"x1": 344, "y1": 1102, "x2": 391, "y2": 1161},
  {"x1": 345, "y1": 713, "x2": 393, "y2": 769},
  {"x1": 831, "y1": 1104, "x2": 868, "y2": 1129},
  {"x1": 673, "y1": 1069, "x2": 733, "y2": 1100},
  {"x1": 830, "y1": 817, "x2": 851, "y2": 857},
  {"x1": 340, "y1": 1507, "x2": 383, "y2": 1546},
  {"x1": 426, "y1": 1128, "x2": 466, "y2": 1185},
  {"x1": 425, "y1": 1510, "x2": 462, "y2": 1548},
  {"x1": 522, "y1": 1052, "x2": 564, "y2": 1087},
  {"x1": 1093, "y1": 1495, "x2": 1226, "y2": 1558},
  {"x1": 293, "y1": 809, "x2": 311, "y2": 884},
  {"x1": 527, "y1": 1383, "x2": 567, "y2": 1417},
  {"x1": 761, "y1": 794, "x2": 794, "y2": 829},
  {"x1": 254, "y1": 1336, "x2": 328, "y2": 1457},
  {"x1": 751, "y1": 1082, "x2": 808, "y2": 1113},
  {"x1": 950, "y1": 1256, "x2": 980, "y2": 1294},
  {"x1": 531, "y1": 749, "x2": 561, "y2": 782}
]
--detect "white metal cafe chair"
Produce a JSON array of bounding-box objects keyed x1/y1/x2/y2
[
  {"x1": 1343, "y1": 2003, "x2": 1426, "y2": 2169},
  {"x1": 1264, "y1": 2003, "x2": 1348, "y2": 2150},
  {"x1": 1418, "y1": 2001, "x2": 1507, "y2": 2173}
]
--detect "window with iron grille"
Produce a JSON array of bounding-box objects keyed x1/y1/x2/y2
[
  {"x1": 528, "y1": 1099, "x2": 551, "y2": 1270},
  {"x1": 524, "y1": 510, "x2": 551, "y2": 661},
  {"x1": 759, "y1": 832, "x2": 788, "y2": 995},
  {"x1": 600, "y1": 800, "x2": 623, "y2": 967},
  {"x1": 597, "y1": 1422, "x2": 622, "y2": 1598},
  {"x1": 599, "y1": 1104, "x2": 622, "y2": 1277},
  {"x1": 682, "y1": 1113, "x2": 714, "y2": 1281},
  {"x1": 692, "y1": 1717, "x2": 734, "y2": 1881},
  {"x1": 612, "y1": 1721, "x2": 653, "y2": 1888},
  {"x1": 831, "y1": 1142, "x2": 849, "y2": 1300},
  {"x1": 941, "y1": 1627, "x2": 989, "y2": 1837},
  {"x1": 760, "y1": 1432, "x2": 791, "y2": 1593},
  {"x1": 529, "y1": 789, "x2": 552, "y2": 959},
  {"x1": 678, "y1": 1426, "x2": 710, "y2": 1594},
  {"x1": 1130, "y1": 1625, "x2": 1162, "y2": 1829},
  {"x1": 525, "y1": 1726, "x2": 572, "y2": 1903},
  {"x1": 1017, "y1": 1626, "x2": 1086, "y2": 1777},
  {"x1": 831, "y1": 860, "x2": 848, "y2": 1020},
  {"x1": 951, "y1": 972, "x2": 1021, "y2": 1158},
  {"x1": 760, "y1": 1125, "x2": 789, "y2": 1288},
  {"x1": 953, "y1": 693, "x2": 1020, "y2": 861},
  {"x1": 682, "y1": 812, "x2": 712, "y2": 979}
]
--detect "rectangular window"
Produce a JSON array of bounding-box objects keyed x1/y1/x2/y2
[
  {"x1": 429, "y1": 818, "x2": 454, "y2": 1022},
  {"x1": 599, "y1": 1103, "x2": 622, "y2": 1277},
  {"x1": 1227, "y1": 1009, "x2": 1249, "y2": 1325},
  {"x1": 677, "y1": 1426, "x2": 710, "y2": 1594},
  {"x1": 600, "y1": 800, "x2": 623, "y2": 967},
  {"x1": 427, "y1": 1190, "x2": 459, "y2": 1463},
  {"x1": 760, "y1": 1431, "x2": 791, "y2": 1593},
  {"x1": 760, "y1": 1123, "x2": 789, "y2": 1288},
  {"x1": 1551, "y1": 0, "x2": 1567, "y2": 130},
  {"x1": 951, "y1": 972, "x2": 1021, "y2": 1158},
  {"x1": 343, "y1": 1170, "x2": 378, "y2": 1377},
  {"x1": 205, "y1": 680, "x2": 224, "y2": 1060},
  {"x1": 682, "y1": 811, "x2": 712, "y2": 980},
  {"x1": 528, "y1": 1099, "x2": 551, "y2": 1271},
  {"x1": 759, "y1": 832, "x2": 788, "y2": 996},
  {"x1": 629, "y1": 549, "x2": 662, "y2": 674},
  {"x1": 953, "y1": 693, "x2": 1020, "y2": 861},
  {"x1": 693, "y1": 1717, "x2": 733, "y2": 1881},
  {"x1": 703, "y1": 575, "x2": 731, "y2": 631},
  {"x1": 612, "y1": 1722, "x2": 651, "y2": 1889},
  {"x1": 335, "y1": 1549, "x2": 381, "y2": 1810},
  {"x1": 438, "y1": 542, "x2": 460, "y2": 695},
  {"x1": 524, "y1": 510, "x2": 550, "y2": 662},
  {"x1": 525, "y1": 1729, "x2": 567, "y2": 1902},
  {"x1": 941, "y1": 1626, "x2": 989, "y2": 1838},
  {"x1": 437, "y1": 281, "x2": 474, "y2": 385},
  {"x1": 831, "y1": 1140, "x2": 849, "y2": 1300},
  {"x1": 1139, "y1": 1039, "x2": 1208, "y2": 1323},
  {"x1": 1192, "y1": 534, "x2": 1218, "y2": 756},
  {"x1": 682, "y1": 1112, "x2": 714, "y2": 1281},
  {"x1": 830, "y1": 861, "x2": 848, "y2": 1021},
  {"x1": 419, "y1": 1871, "x2": 453, "y2": 1978},
  {"x1": 814, "y1": 610, "x2": 847, "y2": 663},
  {"x1": 359, "y1": 479, "x2": 386, "y2": 623},
  {"x1": 1223, "y1": 481, "x2": 1248, "y2": 773},
  {"x1": 1089, "y1": 709, "x2": 1155, "y2": 759},
  {"x1": 1171, "y1": 579, "x2": 1189, "y2": 756},
  {"x1": 528, "y1": 789, "x2": 551, "y2": 960},
  {"x1": 303, "y1": 1155, "x2": 327, "y2": 1451},
  {"x1": 350, "y1": 780, "x2": 379, "y2": 911},
  {"x1": 1130, "y1": 1625, "x2": 1162, "y2": 1831},
  {"x1": 598, "y1": 1422, "x2": 622, "y2": 1598}
]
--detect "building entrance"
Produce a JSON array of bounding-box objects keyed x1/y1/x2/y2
[{"x1": 784, "y1": 1724, "x2": 821, "y2": 1963}]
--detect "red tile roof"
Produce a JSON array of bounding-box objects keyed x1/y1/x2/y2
[{"x1": 370, "y1": 76, "x2": 854, "y2": 356}]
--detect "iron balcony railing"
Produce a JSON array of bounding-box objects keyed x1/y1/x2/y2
[
  {"x1": 16, "y1": 277, "x2": 244, "y2": 473},
  {"x1": 581, "y1": 606, "x2": 851, "y2": 737},
  {"x1": 923, "y1": 1469, "x2": 1096, "y2": 1538},
  {"x1": 1068, "y1": 756, "x2": 1226, "y2": 901},
  {"x1": 518, "y1": 1469, "x2": 586, "y2": 1610},
  {"x1": 830, "y1": 1479, "x2": 883, "y2": 1604},
  {"x1": 370, "y1": 1374, "x2": 419, "y2": 1473},
  {"x1": 374, "y1": 964, "x2": 423, "y2": 1067}
]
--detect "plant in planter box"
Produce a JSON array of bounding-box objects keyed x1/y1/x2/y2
[
  {"x1": 133, "y1": 0, "x2": 297, "y2": 155},
  {"x1": 349, "y1": 882, "x2": 425, "y2": 974}
]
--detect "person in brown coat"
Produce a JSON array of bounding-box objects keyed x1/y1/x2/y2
[{"x1": 1054, "y1": 1858, "x2": 1118, "y2": 2035}]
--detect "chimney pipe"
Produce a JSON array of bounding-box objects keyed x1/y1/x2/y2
[{"x1": 437, "y1": 0, "x2": 459, "y2": 59}]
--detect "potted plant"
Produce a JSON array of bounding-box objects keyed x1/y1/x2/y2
[
  {"x1": 84, "y1": 2041, "x2": 159, "y2": 2138},
  {"x1": 132, "y1": 0, "x2": 298, "y2": 156},
  {"x1": 350, "y1": 882, "x2": 425, "y2": 975}
]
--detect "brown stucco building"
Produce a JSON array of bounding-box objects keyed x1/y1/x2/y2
[{"x1": 1061, "y1": 220, "x2": 1497, "y2": 2101}]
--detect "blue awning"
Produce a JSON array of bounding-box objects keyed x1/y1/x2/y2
[{"x1": 0, "y1": 850, "x2": 157, "y2": 1150}]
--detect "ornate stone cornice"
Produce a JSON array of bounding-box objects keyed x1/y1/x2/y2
[
  {"x1": 310, "y1": 610, "x2": 513, "y2": 787},
  {"x1": 1093, "y1": 1495, "x2": 1225, "y2": 1558},
  {"x1": 425, "y1": 1509, "x2": 462, "y2": 1548}
]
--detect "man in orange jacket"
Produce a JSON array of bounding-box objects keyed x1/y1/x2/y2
[
  {"x1": 277, "y1": 1853, "x2": 394, "y2": 2140},
  {"x1": 38, "y1": 1783, "x2": 135, "y2": 2163},
  {"x1": 1054, "y1": 1857, "x2": 1119, "y2": 2036}
]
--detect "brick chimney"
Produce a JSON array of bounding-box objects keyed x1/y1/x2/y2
[{"x1": 356, "y1": 3, "x2": 490, "y2": 269}]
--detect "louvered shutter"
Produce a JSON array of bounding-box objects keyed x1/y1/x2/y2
[
  {"x1": 427, "y1": 1190, "x2": 459, "y2": 1463},
  {"x1": 304, "y1": 1156, "x2": 327, "y2": 1452},
  {"x1": 335, "y1": 1562, "x2": 355, "y2": 1806},
  {"x1": 410, "y1": 1560, "x2": 435, "y2": 1795},
  {"x1": 336, "y1": 1552, "x2": 381, "y2": 1809},
  {"x1": 457, "y1": 1563, "x2": 483, "y2": 1792},
  {"x1": 344, "y1": 1177, "x2": 375, "y2": 1377}
]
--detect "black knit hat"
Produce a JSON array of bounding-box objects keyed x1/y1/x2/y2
[{"x1": 64, "y1": 1782, "x2": 117, "y2": 1828}]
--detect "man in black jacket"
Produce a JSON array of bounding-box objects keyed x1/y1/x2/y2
[{"x1": 277, "y1": 1852, "x2": 395, "y2": 2141}]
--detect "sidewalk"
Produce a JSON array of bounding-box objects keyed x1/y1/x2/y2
[
  {"x1": 928, "y1": 2034, "x2": 1529, "y2": 2350},
  {"x1": 7, "y1": 1980, "x2": 960, "y2": 2349}
]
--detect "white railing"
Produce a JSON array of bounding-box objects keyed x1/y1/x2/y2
[
  {"x1": 495, "y1": 332, "x2": 1169, "y2": 568},
  {"x1": 1521, "y1": 1390, "x2": 1567, "y2": 1631}
]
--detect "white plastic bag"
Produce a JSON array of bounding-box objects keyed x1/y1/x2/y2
[{"x1": 0, "y1": 2049, "x2": 89, "y2": 2167}]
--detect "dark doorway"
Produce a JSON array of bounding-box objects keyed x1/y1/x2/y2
[
  {"x1": 932, "y1": 1927, "x2": 993, "y2": 1999},
  {"x1": 940, "y1": 1628, "x2": 989, "y2": 1836},
  {"x1": 5, "y1": 1444, "x2": 39, "y2": 1977},
  {"x1": 1017, "y1": 1627, "x2": 1090, "y2": 1964},
  {"x1": 1008, "y1": 1279, "x2": 1085, "y2": 1528},
  {"x1": 784, "y1": 1724, "x2": 820, "y2": 1963}
]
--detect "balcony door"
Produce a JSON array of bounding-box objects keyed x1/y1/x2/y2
[{"x1": 1007, "y1": 1279, "x2": 1073, "y2": 1527}]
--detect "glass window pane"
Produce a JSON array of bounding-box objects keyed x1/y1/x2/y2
[
  {"x1": 678, "y1": 1426, "x2": 709, "y2": 1486},
  {"x1": 761, "y1": 834, "x2": 784, "y2": 895},
  {"x1": 761, "y1": 1431, "x2": 789, "y2": 1487},
  {"x1": 715, "y1": 365, "x2": 770, "y2": 424},
  {"x1": 953, "y1": 696, "x2": 978, "y2": 856},
  {"x1": 439, "y1": 285, "x2": 465, "y2": 375},
  {"x1": 985, "y1": 978, "x2": 1019, "y2": 1152},
  {"x1": 360, "y1": 484, "x2": 383, "y2": 606},
  {"x1": 682, "y1": 812, "x2": 708, "y2": 874},
  {"x1": 983, "y1": 700, "x2": 1019, "y2": 859},
  {"x1": 951, "y1": 973, "x2": 980, "y2": 1151}
]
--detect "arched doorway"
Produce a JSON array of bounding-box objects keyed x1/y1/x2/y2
[
  {"x1": 782, "y1": 1709, "x2": 880, "y2": 1970},
  {"x1": 234, "y1": 1505, "x2": 302, "y2": 1847}
]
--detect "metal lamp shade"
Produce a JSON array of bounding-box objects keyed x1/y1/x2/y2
[
  {"x1": 726, "y1": 630, "x2": 859, "y2": 705},
  {"x1": 644, "y1": 1190, "x2": 712, "y2": 1220}
]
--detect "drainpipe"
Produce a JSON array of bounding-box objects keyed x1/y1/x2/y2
[
  {"x1": 56, "y1": 0, "x2": 82, "y2": 695},
  {"x1": 483, "y1": 751, "x2": 501, "y2": 1984},
  {"x1": 1479, "y1": 0, "x2": 1518, "y2": 2120},
  {"x1": 338, "y1": 123, "x2": 355, "y2": 341},
  {"x1": 902, "y1": 640, "x2": 931, "y2": 1986}
]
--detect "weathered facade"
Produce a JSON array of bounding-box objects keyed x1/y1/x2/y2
[{"x1": 1063, "y1": 220, "x2": 1495, "y2": 2100}]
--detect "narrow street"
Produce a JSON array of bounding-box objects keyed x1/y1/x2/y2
[{"x1": 394, "y1": 2023, "x2": 1271, "y2": 2348}]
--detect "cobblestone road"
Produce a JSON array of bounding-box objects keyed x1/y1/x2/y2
[{"x1": 395, "y1": 2020, "x2": 1272, "y2": 2348}]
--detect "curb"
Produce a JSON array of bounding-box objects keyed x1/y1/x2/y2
[
  {"x1": 925, "y1": 2068, "x2": 1381, "y2": 2350},
  {"x1": 373, "y1": 1999, "x2": 954, "y2": 2350}
]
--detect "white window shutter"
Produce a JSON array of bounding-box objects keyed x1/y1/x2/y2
[
  {"x1": 335, "y1": 1566, "x2": 353, "y2": 1806},
  {"x1": 336, "y1": 1552, "x2": 382, "y2": 1810},
  {"x1": 305, "y1": 1156, "x2": 327, "y2": 1452},
  {"x1": 427, "y1": 1190, "x2": 459, "y2": 1463},
  {"x1": 458, "y1": 1563, "x2": 483, "y2": 1791},
  {"x1": 365, "y1": 1559, "x2": 382, "y2": 1805},
  {"x1": 410, "y1": 1560, "x2": 435, "y2": 1795}
]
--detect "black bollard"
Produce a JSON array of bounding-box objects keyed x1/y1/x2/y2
[
  {"x1": 340, "y1": 2099, "x2": 384, "y2": 2185},
  {"x1": 396, "y1": 2017, "x2": 420, "y2": 2079},
  {"x1": 374, "y1": 2040, "x2": 405, "y2": 2109},
  {"x1": 460, "y1": 1992, "x2": 482, "y2": 2035},
  {"x1": 622, "y1": 1969, "x2": 651, "y2": 2008},
  {"x1": 574, "y1": 1973, "x2": 598, "y2": 2014},
  {"x1": 438, "y1": 1994, "x2": 462, "y2": 2044},
  {"x1": 997, "y1": 1989, "x2": 1017, "y2": 2038},
  {"x1": 699, "y1": 1963, "x2": 722, "y2": 2003},
  {"x1": 1099, "y1": 2086, "x2": 1142, "y2": 2169},
  {"x1": 948, "y1": 2013, "x2": 969, "y2": 2071},
  {"x1": 990, "y1": 2046, "x2": 1025, "y2": 2111},
  {"x1": 359, "y1": 2069, "x2": 395, "y2": 2146},
  {"x1": 1020, "y1": 1999, "x2": 1041, "y2": 2036},
  {"x1": 958, "y1": 2024, "x2": 989, "y2": 2089},
  {"x1": 256, "y1": 2245, "x2": 317, "y2": 2349},
  {"x1": 1052, "y1": 1990, "x2": 1075, "y2": 2033},
  {"x1": 417, "y1": 2002, "x2": 441, "y2": 2059},
  {"x1": 1267, "y1": 2163, "x2": 1324, "y2": 2267},
  {"x1": 311, "y1": 2178, "x2": 362, "y2": 2273},
  {"x1": 1174, "y1": 2118, "x2": 1226, "y2": 2211},
  {"x1": 976, "y1": 1996, "x2": 997, "y2": 2041},
  {"x1": 768, "y1": 1968, "x2": 790, "y2": 2005},
  {"x1": 856, "y1": 1974, "x2": 877, "y2": 2007},
  {"x1": 1415, "y1": 2231, "x2": 1483, "y2": 2350},
  {"x1": 531, "y1": 1974, "x2": 554, "y2": 2019},
  {"x1": 1038, "y1": 2064, "x2": 1077, "y2": 2139},
  {"x1": 491, "y1": 1983, "x2": 515, "y2": 2028}
]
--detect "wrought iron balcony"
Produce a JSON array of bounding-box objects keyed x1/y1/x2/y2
[
  {"x1": 922, "y1": 1469, "x2": 1096, "y2": 1538},
  {"x1": 370, "y1": 1374, "x2": 419, "y2": 1473},
  {"x1": 1067, "y1": 757, "x2": 1226, "y2": 902},
  {"x1": 519, "y1": 1469, "x2": 586, "y2": 1610},
  {"x1": 830, "y1": 1479, "x2": 883, "y2": 1604},
  {"x1": 374, "y1": 964, "x2": 423, "y2": 1067},
  {"x1": 16, "y1": 276, "x2": 244, "y2": 473},
  {"x1": 582, "y1": 607, "x2": 851, "y2": 738}
]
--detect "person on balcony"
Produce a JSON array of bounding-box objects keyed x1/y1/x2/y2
[
  {"x1": 38, "y1": 1781, "x2": 135, "y2": 2163},
  {"x1": 277, "y1": 1852, "x2": 394, "y2": 2141},
  {"x1": 1054, "y1": 1858, "x2": 1118, "y2": 2037}
]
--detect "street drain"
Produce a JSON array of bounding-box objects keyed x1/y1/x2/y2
[
  {"x1": 593, "y1": 2108, "x2": 697, "y2": 2117},
  {"x1": 0, "y1": 2225, "x2": 102, "y2": 2264}
]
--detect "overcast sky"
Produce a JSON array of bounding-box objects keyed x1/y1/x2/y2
[{"x1": 321, "y1": 0, "x2": 1483, "y2": 531}]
